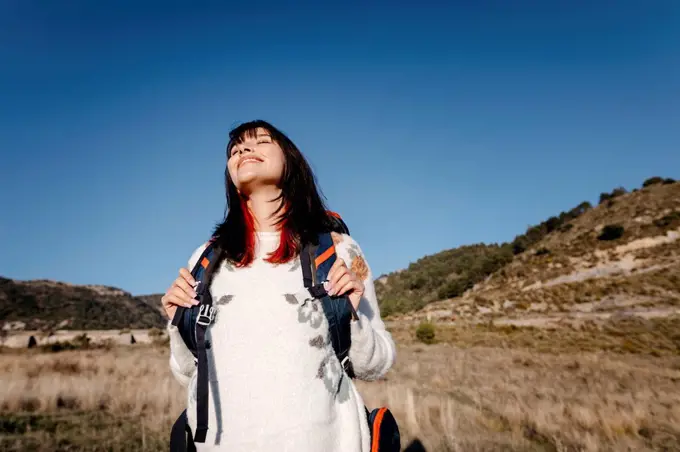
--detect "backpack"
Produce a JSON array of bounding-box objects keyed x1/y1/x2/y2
[{"x1": 168, "y1": 213, "x2": 400, "y2": 452}]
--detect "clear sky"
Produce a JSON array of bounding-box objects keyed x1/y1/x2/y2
[{"x1": 1, "y1": 1, "x2": 678, "y2": 295}]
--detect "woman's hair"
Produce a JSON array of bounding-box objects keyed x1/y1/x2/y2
[{"x1": 212, "y1": 119, "x2": 336, "y2": 267}]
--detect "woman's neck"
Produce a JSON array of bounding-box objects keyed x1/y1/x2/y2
[{"x1": 245, "y1": 187, "x2": 284, "y2": 232}]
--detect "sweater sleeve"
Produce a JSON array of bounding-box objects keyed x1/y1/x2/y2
[
  {"x1": 332, "y1": 233, "x2": 397, "y2": 381},
  {"x1": 167, "y1": 242, "x2": 208, "y2": 387}
]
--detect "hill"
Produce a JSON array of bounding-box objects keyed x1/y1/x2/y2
[
  {"x1": 135, "y1": 294, "x2": 166, "y2": 318},
  {"x1": 0, "y1": 278, "x2": 167, "y2": 331},
  {"x1": 2, "y1": 176, "x2": 677, "y2": 333},
  {"x1": 383, "y1": 177, "x2": 680, "y2": 327},
  {"x1": 374, "y1": 195, "x2": 598, "y2": 317}
]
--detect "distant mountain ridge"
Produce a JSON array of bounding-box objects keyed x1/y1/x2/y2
[
  {"x1": 0, "y1": 277, "x2": 166, "y2": 331},
  {"x1": 2, "y1": 176, "x2": 677, "y2": 331}
]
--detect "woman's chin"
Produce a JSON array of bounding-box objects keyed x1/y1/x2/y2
[
  {"x1": 235, "y1": 171, "x2": 259, "y2": 187},
  {"x1": 235, "y1": 176, "x2": 281, "y2": 196}
]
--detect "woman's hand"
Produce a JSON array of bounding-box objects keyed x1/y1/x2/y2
[
  {"x1": 326, "y1": 258, "x2": 364, "y2": 311},
  {"x1": 161, "y1": 268, "x2": 199, "y2": 320}
]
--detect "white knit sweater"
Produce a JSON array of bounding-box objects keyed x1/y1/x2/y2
[{"x1": 167, "y1": 231, "x2": 396, "y2": 451}]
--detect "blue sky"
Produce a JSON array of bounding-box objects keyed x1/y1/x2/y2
[{"x1": 1, "y1": 1, "x2": 678, "y2": 295}]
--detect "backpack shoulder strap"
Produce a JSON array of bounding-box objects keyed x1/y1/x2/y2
[
  {"x1": 193, "y1": 238, "x2": 224, "y2": 444},
  {"x1": 170, "y1": 237, "x2": 223, "y2": 445},
  {"x1": 170, "y1": 238, "x2": 220, "y2": 331},
  {"x1": 300, "y1": 225, "x2": 357, "y2": 378}
]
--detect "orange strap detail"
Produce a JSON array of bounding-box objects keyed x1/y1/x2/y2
[
  {"x1": 371, "y1": 408, "x2": 388, "y2": 452},
  {"x1": 200, "y1": 257, "x2": 210, "y2": 269},
  {"x1": 315, "y1": 246, "x2": 335, "y2": 268}
]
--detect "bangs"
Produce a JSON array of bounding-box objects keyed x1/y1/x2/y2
[{"x1": 226, "y1": 120, "x2": 276, "y2": 155}]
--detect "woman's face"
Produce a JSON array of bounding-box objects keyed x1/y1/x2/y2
[{"x1": 227, "y1": 127, "x2": 286, "y2": 194}]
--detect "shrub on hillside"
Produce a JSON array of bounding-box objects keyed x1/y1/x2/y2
[
  {"x1": 598, "y1": 224, "x2": 625, "y2": 241},
  {"x1": 599, "y1": 187, "x2": 627, "y2": 205},
  {"x1": 510, "y1": 201, "x2": 591, "y2": 255},
  {"x1": 512, "y1": 237, "x2": 528, "y2": 254},
  {"x1": 437, "y1": 278, "x2": 474, "y2": 300},
  {"x1": 415, "y1": 322, "x2": 436, "y2": 344},
  {"x1": 643, "y1": 176, "x2": 664, "y2": 187},
  {"x1": 407, "y1": 275, "x2": 428, "y2": 290},
  {"x1": 545, "y1": 216, "x2": 560, "y2": 233},
  {"x1": 640, "y1": 176, "x2": 674, "y2": 187},
  {"x1": 378, "y1": 297, "x2": 415, "y2": 319}
]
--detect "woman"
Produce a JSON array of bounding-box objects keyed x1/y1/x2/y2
[{"x1": 161, "y1": 120, "x2": 396, "y2": 451}]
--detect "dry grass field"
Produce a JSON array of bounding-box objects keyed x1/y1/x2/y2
[
  {"x1": 3, "y1": 181, "x2": 677, "y2": 451},
  {"x1": 2, "y1": 318, "x2": 680, "y2": 452}
]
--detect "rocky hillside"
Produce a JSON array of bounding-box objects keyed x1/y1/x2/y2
[
  {"x1": 135, "y1": 294, "x2": 166, "y2": 318},
  {"x1": 375, "y1": 194, "x2": 596, "y2": 317},
  {"x1": 2, "y1": 177, "x2": 677, "y2": 332},
  {"x1": 390, "y1": 177, "x2": 680, "y2": 327},
  {"x1": 0, "y1": 278, "x2": 167, "y2": 331}
]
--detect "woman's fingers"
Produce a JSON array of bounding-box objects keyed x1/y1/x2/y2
[
  {"x1": 334, "y1": 280, "x2": 357, "y2": 298},
  {"x1": 174, "y1": 274, "x2": 197, "y2": 298},
  {"x1": 161, "y1": 267, "x2": 201, "y2": 319},
  {"x1": 330, "y1": 273, "x2": 352, "y2": 296},
  {"x1": 322, "y1": 258, "x2": 364, "y2": 308},
  {"x1": 327, "y1": 258, "x2": 348, "y2": 291},
  {"x1": 167, "y1": 292, "x2": 197, "y2": 309},
  {"x1": 171, "y1": 284, "x2": 198, "y2": 306},
  {"x1": 161, "y1": 293, "x2": 194, "y2": 319},
  {"x1": 179, "y1": 267, "x2": 197, "y2": 287}
]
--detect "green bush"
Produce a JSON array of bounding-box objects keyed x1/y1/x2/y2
[
  {"x1": 545, "y1": 216, "x2": 560, "y2": 233},
  {"x1": 599, "y1": 187, "x2": 627, "y2": 205},
  {"x1": 642, "y1": 176, "x2": 664, "y2": 187},
  {"x1": 416, "y1": 322, "x2": 436, "y2": 344},
  {"x1": 437, "y1": 278, "x2": 473, "y2": 300},
  {"x1": 598, "y1": 224, "x2": 625, "y2": 241},
  {"x1": 640, "y1": 176, "x2": 674, "y2": 187},
  {"x1": 512, "y1": 237, "x2": 528, "y2": 255}
]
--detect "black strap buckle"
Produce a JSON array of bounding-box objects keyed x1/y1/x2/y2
[{"x1": 308, "y1": 283, "x2": 327, "y2": 299}]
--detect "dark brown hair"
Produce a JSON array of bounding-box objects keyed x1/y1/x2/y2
[{"x1": 212, "y1": 120, "x2": 337, "y2": 266}]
